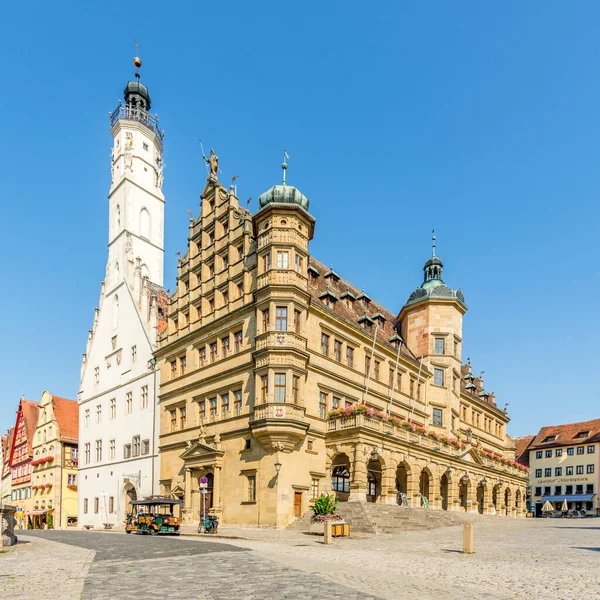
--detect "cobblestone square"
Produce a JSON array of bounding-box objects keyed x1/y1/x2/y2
[{"x1": 0, "y1": 519, "x2": 598, "y2": 599}]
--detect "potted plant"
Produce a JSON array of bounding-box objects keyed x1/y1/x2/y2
[{"x1": 309, "y1": 493, "x2": 343, "y2": 534}]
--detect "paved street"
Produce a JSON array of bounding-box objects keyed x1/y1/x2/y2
[{"x1": 1, "y1": 519, "x2": 599, "y2": 599}]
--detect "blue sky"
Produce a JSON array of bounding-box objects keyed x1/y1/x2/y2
[{"x1": 0, "y1": 1, "x2": 598, "y2": 437}]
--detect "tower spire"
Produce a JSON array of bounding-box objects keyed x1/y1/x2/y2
[
  {"x1": 432, "y1": 227, "x2": 436, "y2": 258},
  {"x1": 282, "y1": 150, "x2": 290, "y2": 185},
  {"x1": 134, "y1": 39, "x2": 142, "y2": 81}
]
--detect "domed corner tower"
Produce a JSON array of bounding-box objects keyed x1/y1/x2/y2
[
  {"x1": 397, "y1": 232, "x2": 467, "y2": 433},
  {"x1": 249, "y1": 157, "x2": 316, "y2": 455}
]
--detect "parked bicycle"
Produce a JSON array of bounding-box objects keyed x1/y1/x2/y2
[{"x1": 197, "y1": 513, "x2": 219, "y2": 534}]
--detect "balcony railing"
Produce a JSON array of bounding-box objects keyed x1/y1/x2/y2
[
  {"x1": 252, "y1": 402, "x2": 306, "y2": 422},
  {"x1": 109, "y1": 104, "x2": 164, "y2": 143},
  {"x1": 257, "y1": 270, "x2": 306, "y2": 290}
]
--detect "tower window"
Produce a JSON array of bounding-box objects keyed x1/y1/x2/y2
[
  {"x1": 432, "y1": 408, "x2": 443, "y2": 426},
  {"x1": 275, "y1": 307, "x2": 288, "y2": 331},
  {"x1": 434, "y1": 368, "x2": 445, "y2": 386},
  {"x1": 143, "y1": 142, "x2": 149, "y2": 151},
  {"x1": 434, "y1": 338, "x2": 445, "y2": 355},
  {"x1": 277, "y1": 251, "x2": 289, "y2": 269}
]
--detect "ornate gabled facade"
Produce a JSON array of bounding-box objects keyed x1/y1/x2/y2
[
  {"x1": 30, "y1": 392, "x2": 78, "y2": 529},
  {"x1": 8, "y1": 399, "x2": 39, "y2": 528},
  {"x1": 77, "y1": 56, "x2": 167, "y2": 529},
  {"x1": 1, "y1": 428, "x2": 14, "y2": 505},
  {"x1": 157, "y1": 161, "x2": 527, "y2": 528}
]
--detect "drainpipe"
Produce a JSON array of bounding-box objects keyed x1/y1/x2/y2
[{"x1": 151, "y1": 366, "x2": 157, "y2": 496}]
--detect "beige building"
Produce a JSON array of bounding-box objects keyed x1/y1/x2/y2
[
  {"x1": 525, "y1": 419, "x2": 599, "y2": 516},
  {"x1": 30, "y1": 392, "x2": 79, "y2": 528},
  {"x1": 156, "y1": 163, "x2": 528, "y2": 528}
]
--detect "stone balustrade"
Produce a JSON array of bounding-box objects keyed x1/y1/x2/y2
[
  {"x1": 255, "y1": 330, "x2": 307, "y2": 352},
  {"x1": 252, "y1": 402, "x2": 306, "y2": 422}
]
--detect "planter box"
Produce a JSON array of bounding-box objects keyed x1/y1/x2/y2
[{"x1": 332, "y1": 522, "x2": 350, "y2": 537}]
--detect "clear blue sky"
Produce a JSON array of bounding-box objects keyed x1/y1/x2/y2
[{"x1": 1, "y1": 1, "x2": 598, "y2": 437}]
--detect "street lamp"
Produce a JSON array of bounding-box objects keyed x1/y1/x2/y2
[{"x1": 274, "y1": 461, "x2": 282, "y2": 475}]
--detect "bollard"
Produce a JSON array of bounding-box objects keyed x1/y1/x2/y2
[
  {"x1": 324, "y1": 520, "x2": 333, "y2": 545},
  {"x1": 463, "y1": 522, "x2": 474, "y2": 554}
]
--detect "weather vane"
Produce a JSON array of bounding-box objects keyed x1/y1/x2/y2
[
  {"x1": 282, "y1": 150, "x2": 290, "y2": 185},
  {"x1": 432, "y1": 227, "x2": 436, "y2": 257}
]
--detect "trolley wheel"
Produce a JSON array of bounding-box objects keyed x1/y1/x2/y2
[
  {"x1": 125, "y1": 529, "x2": 131, "y2": 534},
  {"x1": 148, "y1": 526, "x2": 157, "y2": 535}
]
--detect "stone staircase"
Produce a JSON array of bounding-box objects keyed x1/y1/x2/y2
[
  {"x1": 288, "y1": 509, "x2": 315, "y2": 531},
  {"x1": 334, "y1": 502, "x2": 481, "y2": 534}
]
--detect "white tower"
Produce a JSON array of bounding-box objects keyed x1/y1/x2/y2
[{"x1": 78, "y1": 55, "x2": 167, "y2": 529}]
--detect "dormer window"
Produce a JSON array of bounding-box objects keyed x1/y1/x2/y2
[
  {"x1": 372, "y1": 312, "x2": 386, "y2": 327},
  {"x1": 542, "y1": 435, "x2": 556, "y2": 443},
  {"x1": 358, "y1": 314, "x2": 374, "y2": 331},
  {"x1": 319, "y1": 289, "x2": 338, "y2": 309},
  {"x1": 307, "y1": 265, "x2": 319, "y2": 280},
  {"x1": 323, "y1": 267, "x2": 340, "y2": 282},
  {"x1": 574, "y1": 431, "x2": 590, "y2": 439}
]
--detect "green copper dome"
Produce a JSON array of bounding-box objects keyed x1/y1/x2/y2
[{"x1": 258, "y1": 184, "x2": 310, "y2": 211}]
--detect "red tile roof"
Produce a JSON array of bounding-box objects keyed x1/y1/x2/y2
[
  {"x1": 529, "y1": 418, "x2": 600, "y2": 450},
  {"x1": 514, "y1": 435, "x2": 536, "y2": 467},
  {"x1": 20, "y1": 399, "x2": 39, "y2": 454},
  {"x1": 51, "y1": 395, "x2": 78, "y2": 443},
  {"x1": 307, "y1": 257, "x2": 418, "y2": 364}
]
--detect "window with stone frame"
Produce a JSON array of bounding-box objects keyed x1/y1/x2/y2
[
  {"x1": 234, "y1": 330, "x2": 243, "y2": 352},
  {"x1": 83, "y1": 498, "x2": 88, "y2": 514},
  {"x1": 555, "y1": 467, "x2": 562, "y2": 476},
  {"x1": 292, "y1": 376, "x2": 300, "y2": 404},
  {"x1": 544, "y1": 468, "x2": 551, "y2": 477},
  {"x1": 95, "y1": 440, "x2": 102, "y2": 462},
  {"x1": 432, "y1": 408, "x2": 443, "y2": 427},
  {"x1": 577, "y1": 446, "x2": 585, "y2": 455},
  {"x1": 545, "y1": 449, "x2": 552, "y2": 458},
  {"x1": 234, "y1": 390, "x2": 242, "y2": 415},
  {"x1": 295, "y1": 254, "x2": 304, "y2": 271},
  {"x1": 222, "y1": 335, "x2": 230, "y2": 357},
  {"x1": 132, "y1": 436, "x2": 141, "y2": 457},
  {"x1": 588, "y1": 445, "x2": 595, "y2": 454},
  {"x1": 262, "y1": 253, "x2": 271, "y2": 272},
  {"x1": 333, "y1": 340, "x2": 342, "y2": 362},
  {"x1": 311, "y1": 478, "x2": 320, "y2": 500},
  {"x1": 109, "y1": 496, "x2": 115, "y2": 513},
  {"x1": 126, "y1": 392, "x2": 133, "y2": 414},
  {"x1": 141, "y1": 439, "x2": 150, "y2": 455},
  {"x1": 365, "y1": 356, "x2": 371, "y2": 377},
  {"x1": 109, "y1": 398, "x2": 116, "y2": 419},
  {"x1": 587, "y1": 464, "x2": 595, "y2": 474},
  {"x1": 94, "y1": 497, "x2": 99, "y2": 514},
  {"x1": 131, "y1": 345, "x2": 137, "y2": 362},
  {"x1": 276, "y1": 251, "x2": 289, "y2": 270},
  {"x1": 247, "y1": 475, "x2": 256, "y2": 502},
  {"x1": 332, "y1": 396, "x2": 340, "y2": 410},
  {"x1": 94, "y1": 367, "x2": 99, "y2": 383},
  {"x1": 221, "y1": 393, "x2": 230, "y2": 416},
  {"x1": 124, "y1": 444, "x2": 132, "y2": 459},
  {"x1": 346, "y1": 346, "x2": 354, "y2": 368},
  {"x1": 319, "y1": 392, "x2": 328, "y2": 419},
  {"x1": 198, "y1": 400, "x2": 206, "y2": 424},
  {"x1": 433, "y1": 368, "x2": 444, "y2": 386},
  {"x1": 321, "y1": 333, "x2": 330, "y2": 356},
  {"x1": 179, "y1": 407, "x2": 186, "y2": 429},
  {"x1": 566, "y1": 466, "x2": 573, "y2": 476},
  {"x1": 535, "y1": 468, "x2": 542, "y2": 478},
  {"x1": 260, "y1": 375, "x2": 268, "y2": 402},
  {"x1": 171, "y1": 360, "x2": 177, "y2": 378},
  {"x1": 84, "y1": 443, "x2": 90, "y2": 464},
  {"x1": 555, "y1": 448, "x2": 562, "y2": 457},
  {"x1": 96, "y1": 404, "x2": 102, "y2": 423},
  {"x1": 434, "y1": 338, "x2": 445, "y2": 355},
  {"x1": 141, "y1": 386, "x2": 148, "y2": 409},
  {"x1": 199, "y1": 347, "x2": 207, "y2": 367},
  {"x1": 237, "y1": 281, "x2": 243, "y2": 298},
  {"x1": 170, "y1": 409, "x2": 177, "y2": 431},
  {"x1": 180, "y1": 356, "x2": 187, "y2": 375},
  {"x1": 262, "y1": 309, "x2": 270, "y2": 332},
  {"x1": 210, "y1": 397, "x2": 218, "y2": 421},
  {"x1": 374, "y1": 360, "x2": 380, "y2": 380},
  {"x1": 274, "y1": 373, "x2": 286, "y2": 403},
  {"x1": 84, "y1": 409, "x2": 90, "y2": 427},
  {"x1": 276, "y1": 307, "x2": 288, "y2": 331},
  {"x1": 210, "y1": 342, "x2": 218, "y2": 362},
  {"x1": 535, "y1": 450, "x2": 542, "y2": 459}
]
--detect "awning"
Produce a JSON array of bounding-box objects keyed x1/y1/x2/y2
[
  {"x1": 539, "y1": 494, "x2": 596, "y2": 502},
  {"x1": 25, "y1": 509, "x2": 51, "y2": 515}
]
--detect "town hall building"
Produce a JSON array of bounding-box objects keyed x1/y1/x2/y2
[{"x1": 155, "y1": 157, "x2": 528, "y2": 528}]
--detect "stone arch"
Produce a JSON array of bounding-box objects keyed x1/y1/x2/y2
[
  {"x1": 440, "y1": 472, "x2": 450, "y2": 510},
  {"x1": 476, "y1": 480, "x2": 486, "y2": 514},
  {"x1": 140, "y1": 208, "x2": 150, "y2": 239},
  {"x1": 122, "y1": 482, "x2": 138, "y2": 523},
  {"x1": 515, "y1": 488, "x2": 522, "y2": 516},
  {"x1": 141, "y1": 263, "x2": 150, "y2": 280},
  {"x1": 419, "y1": 466, "x2": 434, "y2": 506},
  {"x1": 331, "y1": 453, "x2": 351, "y2": 502},
  {"x1": 366, "y1": 454, "x2": 385, "y2": 503}
]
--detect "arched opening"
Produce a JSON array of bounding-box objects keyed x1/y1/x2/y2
[
  {"x1": 123, "y1": 483, "x2": 137, "y2": 523},
  {"x1": 419, "y1": 469, "x2": 430, "y2": 506},
  {"x1": 199, "y1": 472, "x2": 214, "y2": 514},
  {"x1": 367, "y1": 459, "x2": 382, "y2": 503},
  {"x1": 515, "y1": 489, "x2": 521, "y2": 516},
  {"x1": 492, "y1": 485, "x2": 499, "y2": 514},
  {"x1": 395, "y1": 462, "x2": 410, "y2": 497},
  {"x1": 331, "y1": 454, "x2": 351, "y2": 502},
  {"x1": 440, "y1": 474, "x2": 449, "y2": 510},
  {"x1": 141, "y1": 263, "x2": 150, "y2": 280},
  {"x1": 140, "y1": 208, "x2": 150, "y2": 239},
  {"x1": 477, "y1": 482, "x2": 485, "y2": 515}
]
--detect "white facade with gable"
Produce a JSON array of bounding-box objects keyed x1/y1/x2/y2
[{"x1": 77, "y1": 73, "x2": 166, "y2": 529}]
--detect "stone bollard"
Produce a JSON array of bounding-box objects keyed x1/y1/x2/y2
[
  {"x1": 324, "y1": 520, "x2": 333, "y2": 545},
  {"x1": 0, "y1": 505, "x2": 18, "y2": 547},
  {"x1": 463, "y1": 522, "x2": 474, "y2": 554}
]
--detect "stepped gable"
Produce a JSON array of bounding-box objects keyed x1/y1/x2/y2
[
  {"x1": 514, "y1": 435, "x2": 536, "y2": 468},
  {"x1": 307, "y1": 257, "x2": 416, "y2": 362},
  {"x1": 51, "y1": 395, "x2": 79, "y2": 443},
  {"x1": 529, "y1": 418, "x2": 600, "y2": 449}
]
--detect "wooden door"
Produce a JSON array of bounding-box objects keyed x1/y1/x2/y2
[{"x1": 294, "y1": 492, "x2": 302, "y2": 517}]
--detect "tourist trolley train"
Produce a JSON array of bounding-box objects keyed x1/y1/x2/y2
[{"x1": 125, "y1": 497, "x2": 183, "y2": 535}]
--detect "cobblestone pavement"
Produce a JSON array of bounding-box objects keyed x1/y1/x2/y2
[
  {"x1": 207, "y1": 518, "x2": 600, "y2": 600},
  {"x1": 5, "y1": 530, "x2": 380, "y2": 600},
  {"x1": 3, "y1": 519, "x2": 600, "y2": 599}
]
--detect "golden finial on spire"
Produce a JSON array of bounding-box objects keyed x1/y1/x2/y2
[{"x1": 133, "y1": 38, "x2": 142, "y2": 79}]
